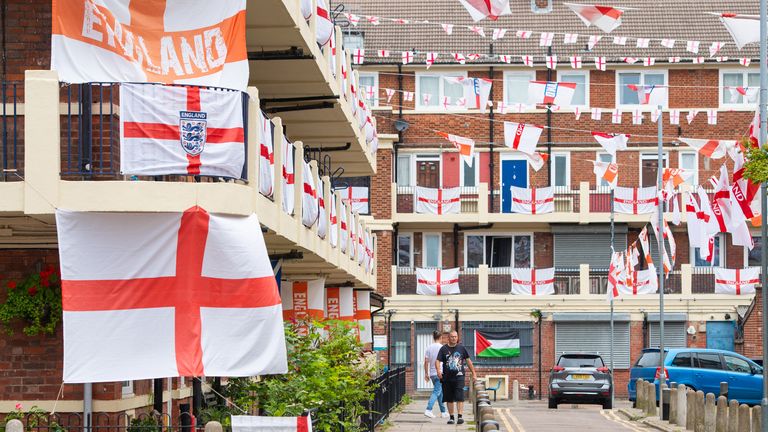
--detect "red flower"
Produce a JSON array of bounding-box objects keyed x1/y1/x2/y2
[
  {"x1": 45, "y1": 265, "x2": 55, "y2": 273},
  {"x1": 41, "y1": 278, "x2": 50, "y2": 288},
  {"x1": 27, "y1": 287, "x2": 37, "y2": 296},
  {"x1": 7, "y1": 281, "x2": 16, "y2": 289}
]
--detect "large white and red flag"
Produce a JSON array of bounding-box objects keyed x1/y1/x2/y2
[
  {"x1": 120, "y1": 84, "x2": 244, "y2": 177},
  {"x1": 749, "y1": 111, "x2": 763, "y2": 147},
  {"x1": 341, "y1": 186, "x2": 370, "y2": 214},
  {"x1": 52, "y1": 0, "x2": 248, "y2": 90},
  {"x1": 627, "y1": 84, "x2": 668, "y2": 106},
  {"x1": 616, "y1": 267, "x2": 658, "y2": 296},
  {"x1": 446, "y1": 77, "x2": 493, "y2": 112},
  {"x1": 340, "y1": 202, "x2": 349, "y2": 254},
  {"x1": 458, "y1": 0, "x2": 511, "y2": 21},
  {"x1": 315, "y1": 0, "x2": 334, "y2": 47},
  {"x1": 712, "y1": 165, "x2": 754, "y2": 249},
  {"x1": 504, "y1": 122, "x2": 544, "y2": 155},
  {"x1": 355, "y1": 290, "x2": 373, "y2": 344},
  {"x1": 613, "y1": 187, "x2": 658, "y2": 215},
  {"x1": 357, "y1": 220, "x2": 366, "y2": 265},
  {"x1": 511, "y1": 268, "x2": 555, "y2": 295},
  {"x1": 511, "y1": 187, "x2": 554, "y2": 214},
  {"x1": 715, "y1": 268, "x2": 760, "y2": 295},
  {"x1": 678, "y1": 138, "x2": 730, "y2": 159},
  {"x1": 685, "y1": 189, "x2": 709, "y2": 250},
  {"x1": 527, "y1": 81, "x2": 577, "y2": 106},
  {"x1": 606, "y1": 251, "x2": 626, "y2": 300},
  {"x1": 732, "y1": 150, "x2": 761, "y2": 220},
  {"x1": 592, "y1": 160, "x2": 618, "y2": 189},
  {"x1": 287, "y1": 279, "x2": 326, "y2": 335},
  {"x1": 416, "y1": 268, "x2": 461, "y2": 295},
  {"x1": 415, "y1": 187, "x2": 461, "y2": 215},
  {"x1": 592, "y1": 132, "x2": 629, "y2": 157},
  {"x1": 438, "y1": 132, "x2": 475, "y2": 167},
  {"x1": 325, "y1": 287, "x2": 355, "y2": 322},
  {"x1": 232, "y1": 414, "x2": 312, "y2": 432},
  {"x1": 301, "y1": 161, "x2": 319, "y2": 228},
  {"x1": 57, "y1": 207, "x2": 287, "y2": 382},
  {"x1": 282, "y1": 137, "x2": 295, "y2": 215},
  {"x1": 564, "y1": 3, "x2": 624, "y2": 33},
  {"x1": 259, "y1": 111, "x2": 274, "y2": 197},
  {"x1": 317, "y1": 178, "x2": 327, "y2": 239},
  {"x1": 329, "y1": 193, "x2": 338, "y2": 247},
  {"x1": 717, "y1": 14, "x2": 760, "y2": 49}
]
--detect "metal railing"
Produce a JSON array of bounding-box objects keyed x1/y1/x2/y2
[
  {"x1": 396, "y1": 186, "x2": 480, "y2": 214},
  {"x1": 1, "y1": 81, "x2": 22, "y2": 181},
  {"x1": 589, "y1": 186, "x2": 613, "y2": 212},
  {"x1": 361, "y1": 366, "x2": 407, "y2": 431},
  {"x1": 488, "y1": 187, "x2": 579, "y2": 213},
  {"x1": 692, "y1": 266, "x2": 717, "y2": 294},
  {"x1": 554, "y1": 267, "x2": 580, "y2": 294}
]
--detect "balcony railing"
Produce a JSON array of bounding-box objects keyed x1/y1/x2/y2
[
  {"x1": 396, "y1": 267, "x2": 479, "y2": 295},
  {"x1": 1, "y1": 81, "x2": 22, "y2": 181},
  {"x1": 396, "y1": 186, "x2": 480, "y2": 214}
]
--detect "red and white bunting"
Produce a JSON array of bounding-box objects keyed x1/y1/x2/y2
[
  {"x1": 594, "y1": 56, "x2": 607, "y2": 71},
  {"x1": 499, "y1": 55, "x2": 512, "y2": 63},
  {"x1": 613, "y1": 36, "x2": 627, "y2": 45},
  {"x1": 545, "y1": 55, "x2": 558, "y2": 69},
  {"x1": 402, "y1": 51, "x2": 414, "y2": 65},
  {"x1": 565, "y1": 3, "x2": 624, "y2": 33},
  {"x1": 377, "y1": 49, "x2": 390, "y2": 58},
  {"x1": 426, "y1": 52, "x2": 438, "y2": 68},
  {"x1": 691, "y1": 57, "x2": 704, "y2": 64},
  {"x1": 741, "y1": 58, "x2": 752, "y2": 67},
  {"x1": 715, "y1": 268, "x2": 760, "y2": 295},
  {"x1": 709, "y1": 42, "x2": 725, "y2": 57},
  {"x1": 415, "y1": 186, "x2": 461, "y2": 215},
  {"x1": 352, "y1": 49, "x2": 365, "y2": 65},
  {"x1": 588, "y1": 35, "x2": 603, "y2": 50},
  {"x1": 522, "y1": 55, "x2": 535, "y2": 67},
  {"x1": 441, "y1": 23, "x2": 454, "y2": 34},
  {"x1": 613, "y1": 187, "x2": 658, "y2": 215},
  {"x1": 668, "y1": 56, "x2": 681, "y2": 63},
  {"x1": 384, "y1": 88, "x2": 396, "y2": 103},
  {"x1": 669, "y1": 109, "x2": 680, "y2": 125},
  {"x1": 593, "y1": 160, "x2": 619, "y2": 189},
  {"x1": 591, "y1": 107, "x2": 602, "y2": 120},
  {"x1": 403, "y1": 91, "x2": 414, "y2": 102},
  {"x1": 511, "y1": 268, "x2": 555, "y2": 296},
  {"x1": 345, "y1": 13, "x2": 360, "y2": 26},
  {"x1": 686, "y1": 110, "x2": 699, "y2": 124},
  {"x1": 611, "y1": 109, "x2": 622, "y2": 124},
  {"x1": 643, "y1": 57, "x2": 656, "y2": 67},
  {"x1": 623, "y1": 57, "x2": 639, "y2": 64},
  {"x1": 422, "y1": 93, "x2": 432, "y2": 105},
  {"x1": 632, "y1": 109, "x2": 643, "y2": 125},
  {"x1": 504, "y1": 122, "x2": 543, "y2": 155},
  {"x1": 678, "y1": 138, "x2": 730, "y2": 159},
  {"x1": 458, "y1": 0, "x2": 512, "y2": 22},
  {"x1": 365, "y1": 15, "x2": 380, "y2": 25},
  {"x1": 516, "y1": 30, "x2": 532, "y2": 39},
  {"x1": 563, "y1": 33, "x2": 578, "y2": 44},
  {"x1": 592, "y1": 132, "x2": 629, "y2": 157},
  {"x1": 707, "y1": 109, "x2": 718, "y2": 125},
  {"x1": 492, "y1": 28, "x2": 508, "y2": 40},
  {"x1": 453, "y1": 53, "x2": 467, "y2": 64},
  {"x1": 468, "y1": 25, "x2": 486, "y2": 37},
  {"x1": 660, "y1": 38, "x2": 676, "y2": 48},
  {"x1": 627, "y1": 84, "x2": 667, "y2": 105},
  {"x1": 441, "y1": 96, "x2": 451, "y2": 109},
  {"x1": 539, "y1": 32, "x2": 554, "y2": 46},
  {"x1": 686, "y1": 40, "x2": 700, "y2": 54},
  {"x1": 416, "y1": 268, "x2": 460, "y2": 296},
  {"x1": 574, "y1": 107, "x2": 582, "y2": 120},
  {"x1": 511, "y1": 187, "x2": 554, "y2": 214},
  {"x1": 636, "y1": 38, "x2": 650, "y2": 48}
]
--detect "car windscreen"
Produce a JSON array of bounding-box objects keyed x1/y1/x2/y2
[
  {"x1": 558, "y1": 355, "x2": 604, "y2": 368},
  {"x1": 635, "y1": 351, "x2": 661, "y2": 368}
]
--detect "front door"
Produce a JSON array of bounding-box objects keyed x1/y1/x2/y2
[
  {"x1": 415, "y1": 322, "x2": 438, "y2": 390},
  {"x1": 417, "y1": 160, "x2": 440, "y2": 188},
  {"x1": 706, "y1": 321, "x2": 735, "y2": 351},
  {"x1": 501, "y1": 159, "x2": 528, "y2": 213}
]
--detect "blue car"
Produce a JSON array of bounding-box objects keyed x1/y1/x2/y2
[{"x1": 628, "y1": 348, "x2": 764, "y2": 405}]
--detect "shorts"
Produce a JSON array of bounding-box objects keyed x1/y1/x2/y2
[{"x1": 441, "y1": 378, "x2": 465, "y2": 403}]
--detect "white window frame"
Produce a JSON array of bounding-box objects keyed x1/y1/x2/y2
[
  {"x1": 503, "y1": 70, "x2": 536, "y2": 106},
  {"x1": 678, "y1": 151, "x2": 699, "y2": 186},
  {"x1": 422, "y1": 233, "x2": 443, "y2": 268},
  {"x1": 459, "y1": 153, "x2": 481, "y2": 189},
  {"x1": 557, "y1": 70, "x2": 590, "y2": 107},
  {"x1": 744, "y1": 233, "x2": 762, "y2": 267},
  {"x1": 463, "y1": 232, "x2": 534, "y2": 268},
  {"x1": 719, "y1": 69, "x2": 760, "y2": 108},
  {"x1": 396, "y1": 153, "x2": 414, "y2": 186},
  {"x1": 595, "y1": 152, "x2": 616, "y2": 187},
  {"x1": 414, "y1": 154, "x2": 443, "y2": 188},
  {"x1": 551, "y1": 152, "x2": 571, "y2": 188},
  {"x1": 616, "y1": 69, "x2": 669, "y2": 108},
  {"x1": 397, "y1": 232, "x2": 414, "y2": 268},
  {"x1": 358, "y1": 72, "x2": 379, "y2": 107},
  {"x1": 639, "y1": 152, "x2": 669, "y2": 187},
  {"x1": 122, "y1": 381, "x2": 134, "y2": 397},
  {"x1": 691, "y1": 233, "x2": 725, "y2": 268},
  {"x1": 415, "y1": 71, "x2": 468, "y2": 111}
]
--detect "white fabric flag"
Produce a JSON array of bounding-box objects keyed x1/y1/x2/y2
[
  {"x1": 447, "y1": 77, "x2": 493, "y2": 112},
  {"x1": 355, "y1": 290, "x2": 373, "y2": 344},
  {"x1": 300, "y1": 0, "x2": 312, "y2": 20},
  {"x1": 613, "y1": 187, "x2": 658, "y2": 215},
  {"x1": 718, "y1": 14, "x2": 760, "y2": 49},
  {"x1": 282, "y1": 137, "x2": 295, "y2": 215},
  {"x1": 340, "y1": 202, "x2": 349, "y2": 254},
  {"x1": 259, "y1": 111, "x2": 275, "y2": 197},
  {"x1": 728, "y1": 86, "x2": 759, "y2": 103},
  {"x1": 616, "y1": 267, "x2": 658, "y2": 295},
  {"x1": 357, "y1": 220, "x2": 365, "y2": 265},
  {"x1": 57, "y1": 207, "x2": 287, "y2": 382},
  {"x1": 524, "y1": 152, "x2": 548, "y2": 172},
  {"x1": 627, "y1": 85, "x2": 668, "y2": 106},
  {"x1": 592, "y1": 160, "x2": 618, "y2": 189},
  {"x1": 504, "y1": 122, "x2": 543, "y2": 155},
  {"x1": 715, "y1": 268, "x2": 760, "y2": 295},
  {"x1": 317, "y1": 178, "x2": 327, "y2": 239},
  {"x1": 511, "y1": 268, "x2": 555, "y2": 295},
  {"x1": 232, "y1": 414, "x2": 312, "y2": 432},
  {"x1": 678, "y1": 138, "x2": 730, "y2": 159},
  {"x1": 415, "y1": 187, "x2": 461, "y2": 215},
  {"x1": 592, "y1": 132, "x2": 629, "y2": 157},
  {"x1": 685, "y1": 189, "x2": 707, "y2": 249},
  {"x1": 120, "y1": 84, "x2": 244, "y2": 178},
  {"x1": 458, "y1": 0, "x2": 512, "y2": 21},
  {"x1": 341, "y1": 186, "x2": 370, "y2": 214},
  {"x1": 301, "y1": 161, "x2": 318, "y2": 228},
  {"x1": 439, "y1": 132, "x2": 475, "y2": 167},
  {"x1": 527, "y1": 81, "x2": 577, "y2": 106},
  {"x1": 315, "y1": 0, "x2": 334, "y2": 46},
  {"x1": 564, "y1": 3, "x2": 624, "y2": 33},
  {"x1": 329, "y1": 193, "x2": 338, "y2": 247},
  {"x1": 712, "y1": 165, "x2": 754, "y2": 249},
  {"x1": 510, "y1": 187, "x2": 554, "y2": 214},
  {"x1": 416, "y1": 268, "x2": 461, "y2": 295}
]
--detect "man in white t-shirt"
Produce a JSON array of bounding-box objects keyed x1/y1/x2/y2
[{"x1": 423, "y1": 330, "x2": 448, "y2": 418}]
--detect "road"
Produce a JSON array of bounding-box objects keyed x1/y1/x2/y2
[{"x1": 496, "y1": 400, "x2": 653, "y2": 432}]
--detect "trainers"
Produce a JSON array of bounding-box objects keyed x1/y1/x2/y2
[
  {"x1": 424, "y1": 410, "x2": 435, "y2": 418},
  {"x1": 457, "y1": 417, "x2": 465, "y2": 425},
  {"x1": 447, "y1": 418, "x2": 455, "y2": 425},
  {"x1": 441, "y1": 412, "x2": 449, "y2": 418}
]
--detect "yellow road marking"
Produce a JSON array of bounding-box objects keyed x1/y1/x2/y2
[
  {"x1": 496, "y1": 408, "x2": 516, "y2": 432},
  {"x1": 506, "y1": 408, "x2": 527, "y2": 432},
  {"x1": 600, "y1": 409, "x2": 647, "y2": 431}
]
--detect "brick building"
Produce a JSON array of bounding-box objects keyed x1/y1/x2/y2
[{"x1": 347, "y1": 0, "x2": 763, "y2": 398}]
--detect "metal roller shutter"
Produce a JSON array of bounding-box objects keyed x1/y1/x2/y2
[
  {"x1": 555, "y1": 322, "x2": 631, "y2": 368},
  {"x1": 553, "y1": 224, "x2": 628, "y2": 268},
  {"x1": 649, "y1": 322, "x2": 687, "y2": 348}
]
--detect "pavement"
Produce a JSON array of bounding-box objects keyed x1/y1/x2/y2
[{"x1": 383, "y1": 397, "x2": 656, "y2": 431}]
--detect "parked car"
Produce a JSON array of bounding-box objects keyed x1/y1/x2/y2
[
  {"x1": 628, "y1": 348, "x2": 764, "y2": 405},
  {"x1": 549, "y1": 353, "x2": 613, "y2": 409}
]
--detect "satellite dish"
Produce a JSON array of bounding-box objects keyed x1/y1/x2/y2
[{"x1": 686, "y1": 326, "x2": 696, "y2": 335}]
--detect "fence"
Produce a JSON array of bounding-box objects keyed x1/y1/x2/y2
[
  {"x1": 396, "y1": 186, "x2": 479, "y2": 214},
  {"x1": 1, "y1": 81, "x2": 22, "y2": 181},
  {"x1": 361, "y1": 366, "x2": 407, "y2": 431}
]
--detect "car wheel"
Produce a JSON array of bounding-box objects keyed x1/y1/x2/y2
[
  {"x1": 602, "y1": 398, "x2": 613, "y2": 410},
  {"x1": 548, "y1": 398, "x2": 558, "y2": 409}
]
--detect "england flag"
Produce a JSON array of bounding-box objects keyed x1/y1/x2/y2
[{"x1": 416, "y1": 268, "x2": 461, "y2": 296}]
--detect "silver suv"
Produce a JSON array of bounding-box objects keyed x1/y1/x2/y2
[{"x1": 549, "y1": 353, "x2": 613, "y2": 409}]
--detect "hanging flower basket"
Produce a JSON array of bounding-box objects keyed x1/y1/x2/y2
[{"x1": 0, "y1": 266, "x2": 62, "y2": 336}]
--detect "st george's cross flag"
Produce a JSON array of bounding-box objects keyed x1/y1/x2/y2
[
  {"x1": 329, "y1": 193, "x2": 339, "y2": 247},
  {"x1": 355, "y1": 290, "x2": 373, "y2": 344},
  {"x1": 232, "y1": 414, "x2": 312, "y2": 432},
  {"x1": 282, "y1": 136, "x2": 295, "y2": 215},
  {"x1": 120, "y1": 84, "x2": 244, "y2": 177},
  {"x1": 281, "y1": 279, "x2": 325, "y2": 336},
  {"x1": 340, "y1": 186, "x2": 370, "y2": 214},
  {"x1": 678, "y1": 138, "x2": 731, "y2": 159},
  {"x1": 52, "y1": 0, "x2": 248, "y2": 90},
  {"x1": 715, "y1": 268, "x2": 760, "y2": 295},
  {"x1": 258, "y1": 111, "x2": 275, "y2": 197},
  {"x1": 317, "y1": 177, "x2": 328, "y2": 239},
  {"x1": 458, "y1": 0, "x2": 512, "y2": 22},
  {"x1": 416, "y1": 268, "x2": 461, "y2": 295},
  {"x1": 475, "y1": 330, "x2": 521, "y2": 358},
  {"x1": 301, "y1": 160, "x2": 319, "y2": 228},
  {"x1": 315, "y1": 0, "x2": 334, "y2": 47},
  {"x1": 627, "y1": 84, "x2": 668, "y2": 106},
  {"x1": 446, "y1": 77, "x2": 493, "y2": 112},
  {"x1": 511, "y1": 268, "x2": 555, "y2": 295},
  {"x1": 592, "y1": 132, "x2": 629, "y2": 157},
  {"x1": 415, "y1": 187, "x2": 461, "y2": 215},
  {"x1": 613, "y1": 187, "x2": 658, "y2": 215},
  {"x1": 717, "y1": 14, "x2": 760, "y2": 49},
  {"x1": 592, "y1": 160, "x2": 618, "y2": 189},
  {"x1": 439, "y1": 132, "x2": 475, "y2": 167},
  {"x1": 56, "y1": 207, "x2": 287, "y2": 382},
  {"x1": 564, "y1": 3, "x2": 624, "y2": 33},
  {"x1": 511, "y1": 187, "x2": 554, "y2": 214},
  {"x1": 528, "y1": 81, "x2": 577, "y2": 106},
  {"x1": 504, "y1": 122, "x2": 544, "y2": 155},
  {"x1": 616, "y1": 267, "x2": 658, "y2": 296}
]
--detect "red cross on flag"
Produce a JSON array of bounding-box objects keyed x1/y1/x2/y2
[
  {"x1": 615, "y1": 267, "x2": 658, "y2": 296},
  {"x1": 678, "y1": 138, "x2": 731, "y2": 160},
  {"x1": 511, "y1": 187, "x2": 554, "y2": 214},
  {"x1": 301, "y1": 160, "x2": 319, "y2": 228},
  {"x1": 511, "y1": 268, "x2": 555, "y2": 295},
  {"x1": 613, "y1": 187, "x2": 658, "y2": 215},
  {"x1": 565, "y1": 3, "x2": 624, "y2": 33},
  {"x1": 528, "y1": 81, "x2": 577, "y2": 106},
  {"x1": 232, "y1": 414, "x2": 312, "y2": 432},
  {"x1": 341, "y1": 186, "x2": 370, "y2": 214},
  {"x1": 315, "y1": 0, "x2": 334, "y2": 46},
  {"x1": 317, "y1": 178, "x2": 327, "y2": 239},
  {"x1": 339, "y1": 202, "x2": 349, "y2": 254},
  {"x1": 355, "y1": 290, "x2": 373, "y2": 344},
  {"x1": 417, "y1": 268, "x2": 461, "y2": 296},
  {"x1": 627, "y1": 84, "x2": 668, "y2": 106},
  {"x1": 282, "y1": 136, "x2": 296, "y2": 215},
  {"x1": 57, "y1": 207, "x2": 287, "y2": 382},
  {"x1": 715, "y1": 268, "x2": 759, "y2": 295},
  {"x1": 258, "y1": 111, "x2": 275, "y2": 198},
  {"x1": 503, "y1": 122, "x2": 544, "y2": 155},
  {"x1": 120, "y1": 84, "x2": 245, "y2": 178},
  {"x1": 415, "y1": 187, "x2": 461, "y2": 215},
  {"x1": 446, "y1": 77, "x2": 493, "y2": 112},
  {"x1": 458, "y1": 0, "x2": 512, "y2": 22}
]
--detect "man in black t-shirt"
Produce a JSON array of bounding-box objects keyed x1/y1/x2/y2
[{"x1": 435, "y1": 330, "x2": 476, "y2": 425}]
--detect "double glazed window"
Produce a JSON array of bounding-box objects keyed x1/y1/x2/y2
[
  {"x1": 558, "y1": 72, "x2": 588, "y2": 106},
  {"x1": 416, "y1": 73, "x2": 466, "y2": 109},
  {"x1": 721, "y1": 71, "x2": 759, "y2": 105},
  {"x1": 617, "y1": 71, "x2": 667, "y2": 106},
  {"x1": 465, "y1": 234, "x2": 533, "y2": 268}
]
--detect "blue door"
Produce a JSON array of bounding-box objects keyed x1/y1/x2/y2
[
  {"x1": 501, "y1": 159, "x2": 528, "y2": 213},
  {"x1": 706, "y1": 321, "x2": 735, "y2": 351}
]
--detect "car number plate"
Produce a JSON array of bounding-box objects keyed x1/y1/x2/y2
[{"x1": 571, "y1": 374, "x2": 591, "y2": 380}]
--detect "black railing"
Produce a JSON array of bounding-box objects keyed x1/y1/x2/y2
[
  {"x1": 361, "y1": 366, "x2": 407, "y2": 431},
  {"x1": 1, "y1": 81, "x2": 22, "y2": 181}
]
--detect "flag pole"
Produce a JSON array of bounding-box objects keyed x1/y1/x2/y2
[
  {"x1": 657, "y1": 103, "x2": 666, "y2": 421},
  {"x1": 610, "y1": 186, "x2": 615, "y2": 410},
  {"x1": 759, "y1": 0, "x2": 768, "y2": 428}
]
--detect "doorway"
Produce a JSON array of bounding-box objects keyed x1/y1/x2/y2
[{"x1": 501, "y1": 158, "x2": 528, "y2": 213}]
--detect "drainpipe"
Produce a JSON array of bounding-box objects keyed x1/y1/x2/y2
[
  {"x1": 546, "y1": 45, "x2": 553, "y2": 186},
  {"x1": 488, "y1": 44, "x2": 496, "y2": 211},
  {"x1": 83, "y1": 383, "x2": 92, "y2": 432},
  {"x1": 392, "y1": 222, "x2": 399, "y2": 265},
  {"x1": 394, "y1": 64, "x2": 403, "y2": 181}
]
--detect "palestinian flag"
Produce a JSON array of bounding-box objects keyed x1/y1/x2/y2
[{"x1": 475, "y1": 330, "x2": 520, "y2": 358}]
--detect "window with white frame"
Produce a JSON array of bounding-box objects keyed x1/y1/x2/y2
[
  {"x1": 423, "y1": 233, "x2": 442, "y2": 267},
  {"x1": 504, "y1": 71, "x2": 536, "y2": 105},
  {"x1": 460, "y1": 154, "x2": 480, "y2": 188},
  {"x1": 746, "y1": 236, "x2": 762, "y2": 267},
  {"x1": 721, "y1": 70, "x2": 759, "y2": 106},
  {"x1": 397, "y1": 234, "x2": 413, "y2": 268},
  {"x1": 416, "y1": 72, "x2": 466, "y2": 109},
  {"x1": 692, "y1": 234, "x2": 724, "y2": 267},
  {"x1": 617, "y1": 71, "x2": 668, "y2": 106},
  {"x1": 465, "y1": 234, "x2": 533, "y2": 268},
  {"x1": 678, "y1": 151, "x2": 698, "y2": 185},
  {"x1": 558, "y1": 71, "x2": 589, "y2": 106},
  {"x1": 596, "y1": 153, "x2": 615, "y2": 187},
  {"x1": 358, "y1": 72, "x2": 379, "y2": 107},
  {"x1": 551, "y1": 152, "x2": 570, "y2": 188},
  {"x1": 396, "y1": 154, "x2": 412, "y2": 185},
  {"x1": 122, "y1": 381, "x2": 134, "y2": 397},
  {"x1": 640, "y1": 152, "x2": 669, "y2": 188}
]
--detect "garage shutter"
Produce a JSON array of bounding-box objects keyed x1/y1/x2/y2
[
  {"x1": 555, "y1": 322, "x2": 631, "y2": 368},
  {"x1": 553, "y1": 225, "x2": 627, "y2": 268},
  {"x1": 649, "y1": 322, "x2": 687, "y2": 348}
]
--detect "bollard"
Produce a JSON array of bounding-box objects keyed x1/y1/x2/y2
[
  {"x1": 5, "y1": 420, "x2": 23, "y2": 432},
  {"x1": 694, "y1": 391, "x2": 705, "y2": 432},
  {"x1": 737, "y1": 404, "x2": 749, "y2": 432},
  {"x1": 687, "y1": 389, "x2": 696, "y2": 431},
  {"x1": 704, "y1": 393, "x2": 716, "y2": 432},
  {"x1": 728, "y1": 399, "x2": 739, "y2": 432},
  {"x1": 716, "y1": 396, "x2": 727, "y2": 432},
  {"x1": 662, "y1": 386, "x2": 671, "y2": 421},
  {"x1": 751, "y1": 405, "x2": 761, "y2": 432},
  {"x1": 204, "y1": 422, "x2": 223, "y2": 432},
  {"x1": 719, "y1": 382, "x2": 728, "y2": 399},
  {"x1": 512, "y1": 379, "x2": 519, "y2": 407},
  {"x1": 648, "y1": 383, "x2": 658, "y2": 417},
  {"x1": 676, "y1": 384, "x2": 687, "y2": 427},
  {"x1": 636, "y1": 380, "x2": 645, "y2": 412},
  {"x1": 669, "y1": 386, "x2": 678, "y2": 424}
]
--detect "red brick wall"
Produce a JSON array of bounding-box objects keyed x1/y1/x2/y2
[{"x1": 741, "y1": 287, "x2": 763, "y2": 358}]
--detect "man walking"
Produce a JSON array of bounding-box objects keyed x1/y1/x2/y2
[
  {"x1": 436, "y1": 330, "x2": 476, "y2": 425},
  {"x1": 423, "y1": 331, "x2": 448, "y2": 418}
]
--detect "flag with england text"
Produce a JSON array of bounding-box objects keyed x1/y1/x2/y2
[
  {"x1": 415, "y1": 187, "x2": 461, "y2": 215},
  {"x1": 232, "y1": 414, "x2": 312, "y2": 432},
  {"x1": 528, "y1": 81, "x2": 577, "y2": 106},
  {"x1": 613, "y1": 187, "x2": 658, "y2": 215},
  {"x1": 475, "y1": 330, "x2": 520, "y2": 358},
  {"x1": 511, "y1": 268, "x2": 555, "y2": 295},
  {"x1": 416, "y1": 268, "x2": 460, "y2": 296},
  {"x1": 504, "y1": 122, "x2": 543, "y2": 155},
  {"x1": 57, "y1": 207, "x2": 287, "y2": 383},
  {"x1": 714, "y1": 268, "x2": 759, "y2": 295},
  {"x1": 511, "y1": 187, "x2": 554, "y2": 214}
]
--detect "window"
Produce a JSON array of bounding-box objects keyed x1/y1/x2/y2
[
  {"x1": 551, "y1": 152, "x2": 570, "y2": 188},
  {"x1": 671, "y1": 352, "x2": 693, "y2": 367},
  {"x1": 746, "y1": 236, "x2": 762, "y2": 266},
  {"x1": 696, "y1": 352, "x2": 723, "y2": 370},
  {"x1": 342, "y1": 31, "x2": 364, "y2": 51},
  {"x1": 678, "y1": 152, "x2": 698, "y2": 185},
  {"x1": 397, "y1": 234, "x2": 412, "y2": 267},
  {"x1": 692, "y1": 234, "x2": 723, "y2": 267},
  {"x1": 596, "y1": 153, "x2": 615, "y2": 187},
  {"x1": 390, "y1": 321, "x2": 411, "y2": 366},
  {"x1": 396, "y1": 154, "x2": 412, "y2": 185},
  {"x1": 460, "y1": 154, "x2": 479, "y2": 188},
  {"x1": 721, "y1": 71, "x2": 759, "y2": 106},
  {"x1": 724, "y1": 355, "x2": 752, "y2": 374},
  {"x1": 466, "y1": 235, "x2": 484, "y2": 268},
  {"x1": 558, "y1": 354, "x2": 604, "y2": 368},
  {"x1": 640, "y1": 153, "x2": 669, "y2": 188},
  {"x1": 558, "y1": 71, "x2": 589, "y2": 106},
  {"x1": 423, "y1": 233, "x2": 442, "y2": 268},
  {"x1": 504, "y1": 71, "x2": 536, "y2": 105},
  {"x1": 617, "y1": 71, "x2": 668, "y2": 106},
  {"x1": 416, "y1": 72, "x2": 466, "y2": 110},
  {"x1": 122, "y1": 381, "x2": 134, "y2": 397},
  {"x1": 464, "y1": 234, "x2": 533, "y2": 268},
  {"x1": 358, "y1": 72, "x2": 379, "y2": 107}
]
